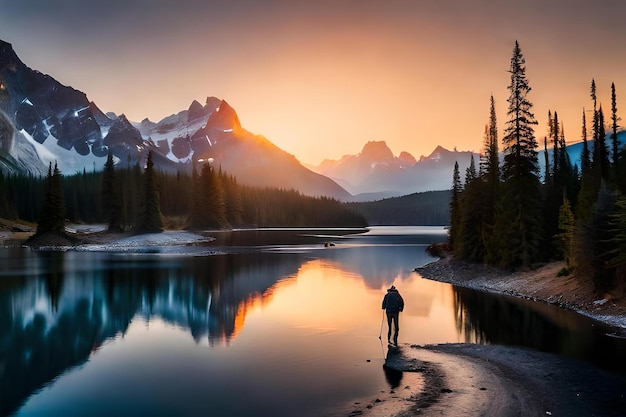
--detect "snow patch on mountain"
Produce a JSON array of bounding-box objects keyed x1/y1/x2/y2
[
  {"x1": 20, "y1": 130, "x2": 56, "y2": 166},
  {"x1": 21, "y1": 129, "x2": 107, "y2": 174},
  {"x1": 133, "y1": 97, "x2": 223, "y2": 164}
]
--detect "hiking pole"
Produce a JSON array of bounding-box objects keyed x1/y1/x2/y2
[{"x1": 378, "y1": 310, "x2": 384, "y2": 340}]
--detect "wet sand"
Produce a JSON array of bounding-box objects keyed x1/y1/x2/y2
[{"x1": 345, "y1": 343, "x2": 626, "y2": 416}]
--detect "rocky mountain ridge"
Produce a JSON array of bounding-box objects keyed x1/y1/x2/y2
[{"x1": 0, "y1": 40, "x2": 349, "y2": 199}]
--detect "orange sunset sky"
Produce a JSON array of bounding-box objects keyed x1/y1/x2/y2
[{"x1": 1, "y1": 0, "x2": 625, "y2": 165}]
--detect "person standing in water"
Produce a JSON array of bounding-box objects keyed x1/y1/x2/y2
[{"x1": 382, "y1": 285, "x2": 404, "y2": 345}]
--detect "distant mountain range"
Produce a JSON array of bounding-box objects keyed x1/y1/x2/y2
[{"x1": 310, "y1": 141, "x2": 479, "y2": 201}]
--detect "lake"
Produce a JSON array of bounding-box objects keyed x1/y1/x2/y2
[{"x1": 1, "y1": 226, "x2": 624, "y2": 416}]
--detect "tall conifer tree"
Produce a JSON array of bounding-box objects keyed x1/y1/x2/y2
[
  {"x1": 102, "y1": 150, "x2": 124, "y2": 231},
  {"x1": 595, "y1": 107, "x2": 610, "y2": 180},
  {"x1": 449, "y1": 161, "x2": 462, "y2": 250},
  {"x1": 36, "y1": 162, "x2": 66, "y2": 235},
  {"x1": 558, "y1": 194, "x2": 576, "y2": 270},
  {"x1": 481, "y1": 96, "x2": 501, "y2": 264},
  {"x1": 480, "y1": 95, "x2": 500, "y2": 187},
  {"x1": 137, "y1": 151, "x2": 163, "y2": 233},
  {"x1": 581, "y1": 108, "x2": 591, "y2": 174},
  {"x1": 543, "y1": 136, "x2": 550, "y2": 185},
  {"x1": 496, "y1": 40, "x2": 542, "y2": 268},
  {"x1": 221, "y1": 170, "x2": 243, "y2": 226},
  {"x1": 610, "y1": 82, "x2": 620, "y2": 178},
  {"x1": 201, "y1": 164, "x2": 227, "y2": 228},
  {"x1": 551, "y1": 111, "x2": 560, "y2": 181},
  {"x1": 457, "y1": 155, "x2": 487, "y2": 261}
]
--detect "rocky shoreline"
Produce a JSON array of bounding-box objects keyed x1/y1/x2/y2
[{"x1": 416, "y1": 256, "x2": 626, "y2": 333}]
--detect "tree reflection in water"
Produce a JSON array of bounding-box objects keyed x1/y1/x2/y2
[
  {"x1": 452, "y1": 286, "x2": 626, "y2": 372},
  {"x1": 0, "y1": 251, "x2": 305, "y2": 416}
]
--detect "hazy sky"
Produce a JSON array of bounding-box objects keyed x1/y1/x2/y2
[{"x1": 1, "y1": 0, "x2": 625, "y2": 165}]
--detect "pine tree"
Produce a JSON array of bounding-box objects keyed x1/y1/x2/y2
[
  {"x1": 551, "y1": 111, "x2": 560, "y2": 181},
  {"x1": 449, "y1": 161, "x2": 462, "y2": 250},
  {"x1": 582, "y1": 184, "x2": 617, "y2": 291},
  {"x1": 611, "y1": 82, "x2": 620, "y2": 178},
  {"x1": 595, "y1": 107, "x2": 610, "y2": 180},
  {"x1": 581, "y1": 108, "x2": 591, "y2": 174},
  {"x1": 137, "y1": 152, "x2": 163, "y2": 233},
  {"x1": 578, "y1": 105, "x2": 597, "y2": 220},
  {"x1": 190, "y1": 163, "x2": 227, "y2": 229},
  {"x1": 102, "y1": 150, "x2": 124, "y2": 231},
  {"x1": 221, "y1": 170, "x2": 243, "y2": 226},
  {"x1": 543, "y1": 136, "x2": 552, "y2": 186},
  {"x1": 121, "y1": 163, "x2": 143, "y2": 229},
  {"x1": 496, "y1": 41, "x2": 543, "y2": 268},
  {"x1": 591, "y1": 78, "x2": 598, "y2": 114},
  {"x1": 0, "y1": 171, "x2": 13, "y2": 218},
  {"x1": 457, "y1": 158, "x2": 487, "y2": 261},
  {"x1": 540, "y1": 113, "x2": 572, "y2": 260},
  {"x1": 557, "y1": 194, "x2": 576, "y2": 270},
  {"x1": 190, "y1": 159, "x2": 203, "y2": 227},
  {"x1": 36, "y1": 162, "x2": 66, "y2": 235},
  {"x1": 201, "y1": 164, "x2": 227, "y2": 228},
  {"x1": 606, "y1": 196, "x2": 626, "y2": 269},
  {"x1": 558, "y1": 123, "x2": 577, "y2": 203},
  {"x1": 501, "y1": 41, "x2": 539, "y2": 183},
  {"x1": 465, "y1": 154, "x2": 477, "y2": 183},
  {"x1": 479, "y1": 95, "x2": 499, "y2": 186}
]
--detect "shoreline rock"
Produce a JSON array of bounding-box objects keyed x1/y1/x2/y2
[{"x1": 416, "y1": 256, "x2": 626, "y2": 332}]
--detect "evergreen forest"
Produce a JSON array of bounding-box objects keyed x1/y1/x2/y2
[
  {"x1": 0, "y1": 151, "x2": 368, "y2": 235},
  {"x1": 348, "y1": 190, "x2": 450, "y2": 226},
  {"x1": 449, "y1": 41, "x2": 626, "y2": 293}
]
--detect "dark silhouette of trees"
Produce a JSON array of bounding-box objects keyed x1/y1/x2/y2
[
  {"x1": 451, "y1": 96, "x2": 503, "y2": 263},
  {"x1": 494, "y1": 41, "x2": 542, "y2": 268},
  {"x1": 449, "y1": 161, "x2": 462, "y2": 249},
  {"x1": 36, "y1": 162, "x2": 65, "y2": 235},
  {"x1": 221, "y1": 170, "x2": 243, "y2": 226},
  {"x1": 581, "y1": 108, "x2": 591, "y2": 174},
  {"x1": 450, "y1": 41, "x2": 626, "y2": 293},
  {"x1": 1, "y1": 158, "x2": 367, "y2": 231},
  {"x1": 482, "y1": 95, "x2": 500, "y2": 189},
  {"x1": 101, "y1": 151, "x2": 124, "y2": 231},
  {"x1": 136, "y1": 152, "x2": 163, "y2": 233},
  {"x1": 541, "y1": 110, "x2": 576, "y2": 258},
  {"x1": 348, "y1": 191, "x2": 449, "y2": 226},
  {"x1": 190, "y1": 163, "x2": 227, "y2": 229},
  {"x1": 611, "y1": 82, "x2": 620, "y2": 179}
]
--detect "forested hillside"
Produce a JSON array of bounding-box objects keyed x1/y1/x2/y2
[
  {"x1": 349, "y1": 191, "x2": 450, "y2": 226},
  {"x1": 450, "y1": 41, "x2": 626, "y2": 295},
  {"x1": 0, "y1": 151, "x2": 367, "y2": 233}
]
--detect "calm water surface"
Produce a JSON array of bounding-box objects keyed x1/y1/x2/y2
[{"x1": 0, "y1": 226, "x2": 624, "y2": 416}]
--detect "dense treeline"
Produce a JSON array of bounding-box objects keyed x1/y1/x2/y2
[
  {"x1": 0, "y1": 152, "x2": 367, "y2": 233},
  {"x1": 348, "y1": 190, "x2": 450, "y2": 225},
  {"x1": 450, "y1": 41, "x2": 626, "y2": 293}
]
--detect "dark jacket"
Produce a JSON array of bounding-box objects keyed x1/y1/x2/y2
[{"x1": 382, "y1": 289, "x2": 404, "y2": 313}]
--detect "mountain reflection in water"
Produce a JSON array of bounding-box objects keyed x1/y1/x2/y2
[
  {"x1": 0, "y1": 249, "x2": 312, "y2": 414},
  {"x1": 1, "y1": 227, "x2": 623, "y2": 416}
]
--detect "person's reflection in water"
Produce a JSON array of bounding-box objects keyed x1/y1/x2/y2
[
  {"x1": 381, "y1": 285, "x2": 404, "y2": 345},
  {"x1": 382, "y1": 364, "x2": 403, "y2": 389}
]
